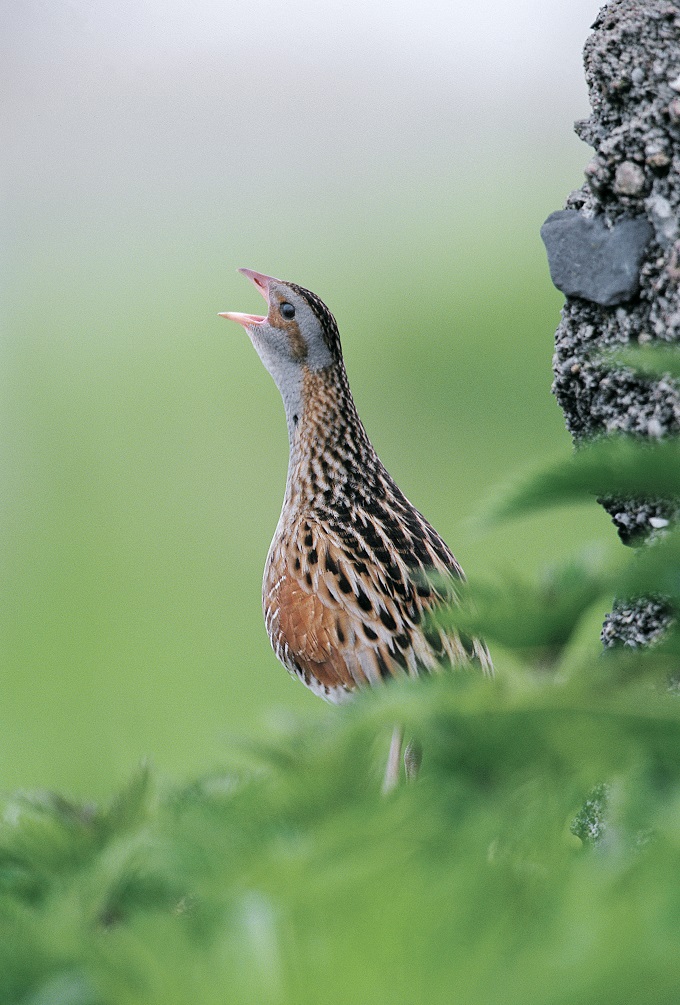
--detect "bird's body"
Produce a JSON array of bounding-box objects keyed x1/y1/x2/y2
[{"x1": 221, "y1": 270, "x2": 491, "y2": 716}]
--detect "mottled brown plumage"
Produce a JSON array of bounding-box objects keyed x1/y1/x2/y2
[{"x1": 220, "y1": 269, "x2": 492, "y2": 716}]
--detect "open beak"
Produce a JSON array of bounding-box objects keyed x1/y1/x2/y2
[
  {"x1": 217, "y1": 311, "x2": 266, "y2": 327},
  {"x1": 218, "y1": 268, "x2": 282, "y2": 327}
]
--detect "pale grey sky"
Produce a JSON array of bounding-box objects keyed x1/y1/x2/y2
[
  {"x1": 3, "y1": 0, "x2": 605, "y2": 273},
  {"x1": 5, "y1": 0, "x2": 602, "y2": 97}
]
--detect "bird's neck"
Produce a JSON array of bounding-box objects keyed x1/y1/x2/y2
[{"x1": 283, "y1": 363, "x2": 375, "y2": 511}]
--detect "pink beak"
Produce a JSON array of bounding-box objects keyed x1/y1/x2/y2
[{"x1": 218, "y1": 268, "x2": 282, "y2": 327}]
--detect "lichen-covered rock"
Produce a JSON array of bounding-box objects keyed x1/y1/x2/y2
[{"x1": 545, "y1": 0, "x2": 680, "y2": 645}]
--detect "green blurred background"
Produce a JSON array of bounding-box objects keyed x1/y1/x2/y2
[{"x1": 2, "y1": 0, "x2": 608, "y2": 798}]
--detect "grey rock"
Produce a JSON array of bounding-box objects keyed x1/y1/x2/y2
[
  {"x1": 597, "y1": 494, "x2": 680, "y2": 545},
  {"x1": 541, "y1": 210, "x2": 652, "y2": 306},
  {"x1": 645, "y1": 193, "x2": 678, "y2": 247},
  {"x1": 614, "y1": 160, "x2": 646, "y2": 195},
  {"x1": 545, "y1": 0, "x2": 680, "y2": 649},
  {"x1": 601, "y1": 596, "x2": 674, "y2": 648}
]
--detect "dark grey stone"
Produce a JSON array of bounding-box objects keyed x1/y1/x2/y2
[{"x1": 541, "y1": 211, "x2": 652, "y2": 306}]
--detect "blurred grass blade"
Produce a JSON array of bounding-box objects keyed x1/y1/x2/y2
[{"x1": 481, "y1": 437, "x2": 680, "y2": 526}]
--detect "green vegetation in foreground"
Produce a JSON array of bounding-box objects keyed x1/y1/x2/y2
[{"x1": 3, "y1": 414, "x2": 680, "y2": 1005}]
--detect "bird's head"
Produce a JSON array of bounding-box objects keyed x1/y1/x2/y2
[
  {"x1": 220, "y1": 270, "x2": 346, "y2": 441},
  {"x1": 220, "y1": 269, "x2": 342, "y2": 379}
]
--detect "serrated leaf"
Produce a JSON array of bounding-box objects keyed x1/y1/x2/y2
[
  {"x1": 102, "y1": 761, "x2": 154, "y2": 836},
  {"x1": 432, "y1": 553, "x2": 611, "y2": 666},
  {"x1": 481, "y1": 437, "x2": 680, "y2": 526},
  {"x1": 618, "y1": 528, "x2": 680, "y2": 602}
]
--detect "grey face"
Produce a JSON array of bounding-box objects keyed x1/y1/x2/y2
[
  {"x1": 244, "y1": 282, "x2": 334, "y2": 444},
  {"x1": 248, "y1": 281, "x2": 334, "y2": 375},
  {"x1": 221, "y1": 270, "x2": 337, "y2": 446}
]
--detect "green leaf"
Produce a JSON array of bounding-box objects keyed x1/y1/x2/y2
[
  {"x1": 619, "y1": 528, "x2": 680, "y2": 602},
  {"x1": 481, "y1": 436, "x2": 680, "y2": 526},
  {"x1": 432, "y1": 553, "x2": 610, "y2": 667},
  {"x1": 101, "y1": 760, "x2": 154, "y2": 837}
]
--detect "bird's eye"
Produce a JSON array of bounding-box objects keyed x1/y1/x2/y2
[{"x1": 280, "y1": 302, "x2": 295, "y2": 320}]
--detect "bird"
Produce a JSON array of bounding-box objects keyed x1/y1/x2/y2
[{"x1": 219, "y1": 269, "x2": 492, "y2": 790}]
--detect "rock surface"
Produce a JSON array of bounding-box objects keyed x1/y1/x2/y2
[
  {"x1": 545, "y1": 0, "x2": 680, "y2": 645},
  {"x1": 601, "y1": 596, "x2": 674, "y2": 649},
  {"x1": 541, "y1": 210, "x2": 652, "y2": 306}
]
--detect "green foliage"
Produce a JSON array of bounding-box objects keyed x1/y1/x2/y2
[
  {"x1": 619, "y1": 527, "x2": 680, "y2": 604},
  {"x1": 482, "y1": 436, "x2": 680, "y2": 525},
  {"x1": 2, "y1": 432, "x2": 680, "y2": 1004},
  {"x1": 4, "y1": 668, "x2": 680, "y2": 1004},
  {"x1": 431, "y1": 551, "x2": 609, "y2": 668}
]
